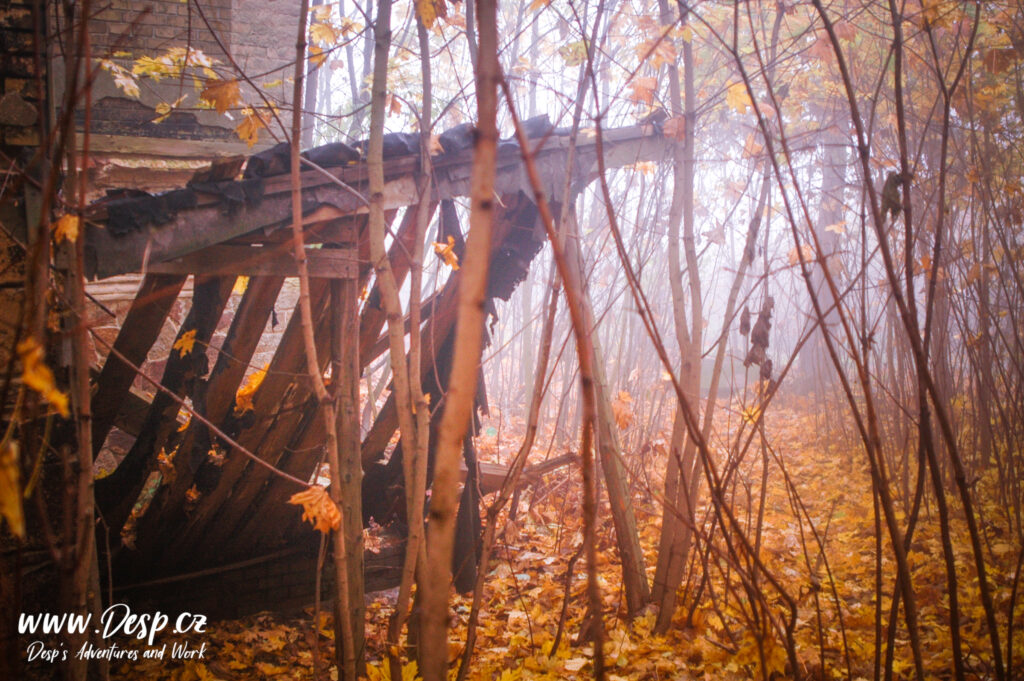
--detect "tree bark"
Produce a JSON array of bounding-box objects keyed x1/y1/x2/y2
[{"x1": 420, "y1": 0, "x2": 498, "y2": 676}]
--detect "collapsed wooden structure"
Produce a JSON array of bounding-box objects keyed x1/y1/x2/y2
[{"x1": 85, "y1": 120, "x2": 671, "y2": 604}]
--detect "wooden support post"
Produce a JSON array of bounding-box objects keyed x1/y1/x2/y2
[{"x1": 331, "y1": 276, "x2": 364, "y2": 674}]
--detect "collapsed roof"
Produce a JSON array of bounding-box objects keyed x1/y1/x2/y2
[{"x1": 84, "y1": 118, "x2": 672, "y2": 586}]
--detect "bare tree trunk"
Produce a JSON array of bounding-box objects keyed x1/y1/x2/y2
[
  {"x1": 386, "y1": 12, "x2": 432, "y2": 676},
  {"x1": 561, "y1": 206, "x2": 650, "y2": 616},
  {"x1": 420, "y1": 0, "x2": 498, "y2": 677},
  {"x1": 650, "y1": 0, "x2": 702, "y2": 633},
  {"x1": 288, "y1": 2, "x2": 357, "y2": 677},
  {"x1": 456, "y1": 264, "x2": 559, "y2": 681}
]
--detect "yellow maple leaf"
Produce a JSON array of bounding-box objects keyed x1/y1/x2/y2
[
  {"x1": 17, "y1": 337, "x2": 69, "y2": 418},
  {"x1": 53, "y1": 214, "x2": 80, "y2": 244},
  {"x1": 235, "y1": 108, "x2": 268, "y2": 147},
  {"x1": 199, "y1": 78, "x2": 241, "y2": 115},
  {"x1": 726, "y1": 82, "x2": 751, "y2": 114},
  {"x1": 309, "y1": 45, "x2": 327, "y2": 69},
  {"x1": 0, "y1": 440, "x2": 24, "y2": 540},
  {"x1": 173, "y1": 329, "x2": 198, "y2": 357},
  {"x1": 417, "y1": 0, "x2": 446, "y2": 28},
  {"x1": 433, "y1": 235, "x2": 460, "y2": 270},
  {"x1": 559, "y1": 40, "x2": 588, "y2": 67},
  {"x1": 310, "y1": 21, "x2": 339, "y2": 45},
  {"x1": 289, "y1": 485, "x2": 341, "y2": 534},
  {"x1": 788, "y1": 243, "x2": 815, "y2": 266}
]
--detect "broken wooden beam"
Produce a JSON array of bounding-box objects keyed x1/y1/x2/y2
[{"x1": 146, "y1": 244, "x2": 357, "y2": 278}]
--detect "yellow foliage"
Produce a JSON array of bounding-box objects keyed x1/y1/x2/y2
[
  {"x1": 289, "y1": 485, "x2": 341, "y2": 534},
  {"x1": 173, "y1": 329, "x2": 198, "y2": 357},
  {"x1": 0, "y1": 440, "x2": 24, "y2": 539},
  {"x1": 199, "y1": 78, "x2": 241, "y2": 115},
  {"x1": 234, "y1": 366, "x2": 267, "y2": 415},
  {"x1": 726, "y1": 81, "x2": 752, "y2": 114},
  {"x1": 53, "y1": 214, "x2": 80, "y2": 244},
  {"x1": 235, "y1": 108, "x2": 269, "y2": 147},
  {"x1": 309, "y1": 45, "x2": 327, "y2": 69},
  {"x1": 433, "y1": 235, "x2": 461, "y2": 270},
  {"x1": 416, "y1": 0, "x2": 446, "y2": 29},
  {"x1": 17, "y1": 337, "x2": 69, "y2": 418},
  {"x1": 310, "y1": 21, "x2": 339, "y2": 45}
]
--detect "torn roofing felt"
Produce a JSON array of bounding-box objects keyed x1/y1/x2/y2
[{"x1": 83, "y1": 117, "x2": 673, "y2": 280}]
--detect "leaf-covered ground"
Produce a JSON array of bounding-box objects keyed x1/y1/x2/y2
[{"x1": 110, "y1": 408, "x2": 1023, "y2": 680}]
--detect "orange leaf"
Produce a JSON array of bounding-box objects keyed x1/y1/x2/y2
[
  {"x1": 628, "y1": 77, "x2": 657, "y2": 106},
  {"x1": 173, "y1": 329, "x2": 197, "y2": 357},
  {"x1": 433, "y1": 235, "x2": 461, "y2": 270},
  {"x1": 53, "y1": 214, "x2": 80, "y2": 244},
  {"x1": 289, "y1": 486, "x2": 341, "y2": 534},
  {"x1": 0, "y1": 440, "x2": 24, "y2": 540},
  {"x1": 612, "y1": 390, "x2": 633, "y2": 430},
  {"x1": 199, "y1": 78, "x2": 241, "y2": 115},
  {"x1": 17, "y1": 337, "x2": 69, "y2": 418}
]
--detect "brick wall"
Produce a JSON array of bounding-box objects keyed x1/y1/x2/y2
[
  {"x1": 57, "y1": 0, "x2": 298, "y2": 149},
  {"x1": 88, "y1": 0, "x2": 232, "y2": 60}
]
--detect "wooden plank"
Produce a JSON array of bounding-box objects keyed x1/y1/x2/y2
[
  {"x1": 331, "y1": 276, "x2": 364, "y2": 660},
  {"x1": 143, "y1": 275, "x2": 287, "y2": 565},
  {"x1": 97, "y1": 276, "x2": 237, "y2": 532},
  {"x1": 147, "y1": 245, "x2": 357, "y2": 278},
  {"x1": 168, "y1": 212, "x2": 381, "y2": 560},
  {"x1": 194, "y1": 285, "x2": 333, "y2": 557},
  {"x1": 87, "y1": 176, "x2": 415, "y2": 279},
  {"x1": 357, "y1": 202, "x2": 434, "y2": 368},
  {"x1": 91, "y1": 273, "x2": 187, "y2": 455},
  {"x1": 84, "y1": 133, "x2": 271, "y2": 158}
]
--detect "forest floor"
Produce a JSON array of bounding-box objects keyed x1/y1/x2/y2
[{"x1": 109, "y1": 407, "x2": 1023, "y2": 681}]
